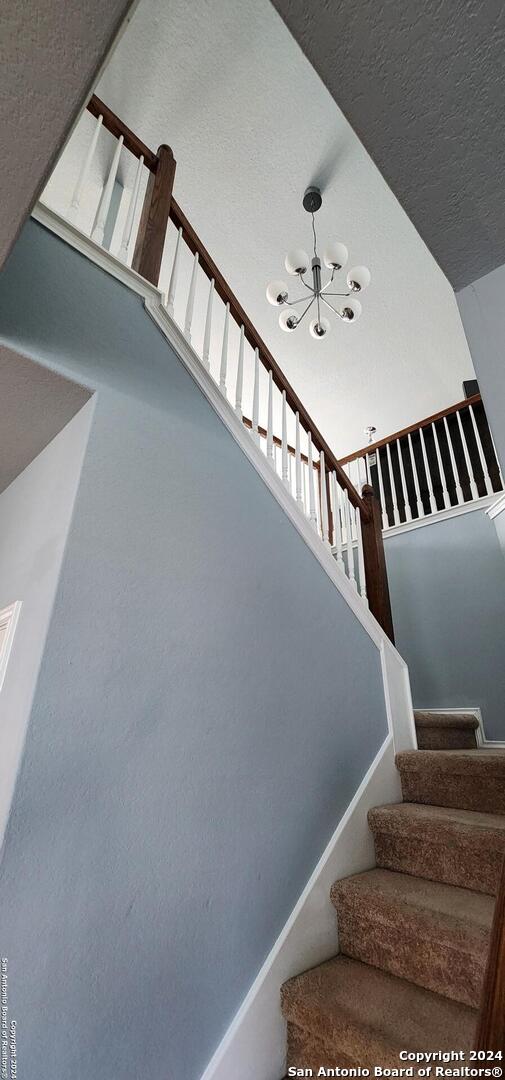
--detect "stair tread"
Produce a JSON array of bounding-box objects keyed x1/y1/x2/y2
[
  {"x1": 414, "y1": 711, "x2": 479, "y2": 731},
  {"x1": 281, "y1": 956, "x2": 476, "y2": 1060},
  {"x1": 397, "y1": 749, "x2": 505, "y2": 774},
  {"x1": 369, "y1": 801, "x2": 505, "y2": 837},
  {"x1": 332, "y1": 867, "x2": 494, "y2": 933}
]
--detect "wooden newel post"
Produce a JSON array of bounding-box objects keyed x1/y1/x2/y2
[
  {"x1": 361, "y1": 484, "x2": 394, "y2": 643},
  {"x1": 132, "y1": 144, "x2": 176, "y2": 287}
]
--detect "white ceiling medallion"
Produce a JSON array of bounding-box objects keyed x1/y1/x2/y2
[{"x1": 266, "y1": 186, "x2": 370, "y2": 340}]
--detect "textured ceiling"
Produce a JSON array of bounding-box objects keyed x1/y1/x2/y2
[
  {"x1": 0, "y1": 348, "x2": 90, "y2": 493},
  {"x1": 271, "y1": 0, "x2": 505, "y2": 291}
]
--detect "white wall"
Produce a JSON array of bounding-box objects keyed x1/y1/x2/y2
[
  {"x1": 457, "y1": 264, "x2": 505, "y2": 472},
  {"x1": 0, "y1": 399, "x2": 95, "y2": 851}
]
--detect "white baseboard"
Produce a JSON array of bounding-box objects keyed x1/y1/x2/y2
[
  {"x1": 199, "y1": 735, "x2": 400, "y2": 1080},
  {"x1": 417, "y1": 707, "x2": 505, "y2": 749}
]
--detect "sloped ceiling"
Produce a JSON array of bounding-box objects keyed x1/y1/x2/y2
[
  {"x1": 0, "y1": 348, "x2": 90, "y2": 493},
  {"x1": 271, "y1": 0, "x2": 505, "y2": 291}
]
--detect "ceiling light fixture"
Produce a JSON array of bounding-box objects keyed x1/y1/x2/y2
[{"x1": 266, "y1": 186, "x2": 370, "y2": 339}]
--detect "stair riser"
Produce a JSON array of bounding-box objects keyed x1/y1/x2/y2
[
  {"x1": 335, "y1": 903, "x2": 487, "y2": 1008},
  {"x1": 372, "y1": 831, "x2": 502, "y2": 895},
  {"x1": 400, "y1": 772, "x2": 505, "y2": 815},
  {"x1": 415, "y1": 729, "x2": 478, "y2": 750},
  {"x1": 286, "y1": 1023, "x2": 355, "y2": 1073}
]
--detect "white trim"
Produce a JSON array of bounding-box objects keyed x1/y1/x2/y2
[
  {"x1": 199, "y1": 734, "x2": 401, "y2": 1080},
  {"x1": 383, "y1": 493, "x2": 497, "y2": 538},
  {"x1": 417, "y1": 707, "x2": 505, "y2": 749},
  {"x1": 0, "y1": 602, "x2": 22, "y2": 693},
  {"x1": 487, "y1": 492, "x2": 505, "y2": 521},
  {"x1": 32, "y1": 202, "x2": 164, "y2": 306}
]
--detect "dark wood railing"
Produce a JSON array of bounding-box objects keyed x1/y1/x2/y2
[
  {"x1": 84, "y1": 94, "x2": 394, "y2": 640},
  {"x1": 340, "y1": 393, "x2": 502, "y2": 528}
]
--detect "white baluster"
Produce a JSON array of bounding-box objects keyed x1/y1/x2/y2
[
  {"x1": 166, "y1": 226, "x2": 182, "y2": 317},
  {"x1": 357, "y1": 455, "x2": 368, "y2": 492},
  {"x1": 219, "y1": 303, "x2": 230, "y2": 395},
  {"x1": 469, "y1": 405, "x2": 492, "y2": 495},
  {"x1": 456, "y1": 410, "x2": 479, "y2": 501},
  {"x1": 68, "y1": 113, "x2": 103, "y2": 225},
  {"x1": 91, "y1": 134, "x2": 124, "y2": 245},
  {"x1": 184, "y1": 252, "x2": 199, "y2": 342},
  {"x1": 386, "y1": 442, "x2": 400, "y2": 525},
  {"x1": 202, "y1": 277, "x2": 214, "y2": 372},
  {"x1": 235, "y1": 325, "x2": 245, "y2": 420},
  {"x1": 307, "y1": 433, "x2": 318, "y2": 528},
  {"x1": 320, "y1": 452, "x2": 330, "y2": 545},
  {"x1": 119, "y1": 154, "x2": 144, "y2": 262},
  {"x1": 443, "y1": 416, "x2": 463, "y2": 503},
  {"x1": 432, "y1": 422, "x2": 449, "y2": 509},
  {"x1": 288, "y1": 451, "x2": 293, "y2": 495},
  {"x1": 266, "y1": 371, "x2": 274, "y2": 465},
  {"x1": 355, "y1": 506, "x2": 367, "y2": 601},
  {"x1": 252, "y1": 349, "x2": 260, "y2": 445},
  {"x1": 419, "y1": 426, "x2": 435, "y2": 513},
  {"x1": 343, "y1": 490, "x2": 357, "y2": 589},
  {"x1": 375, "y1": 449, "x2": 386, "y2": 529},
  {"x1": 330, "y1": 473, "x2": 345, "y2": 571},
  {"x1": 303, "y1": 462, "x2": 308, "y2": 516},
  {"x1": 407, "y1": 433, "x2": 423, "y2": 517},
  {"x1": 295, "y1": 412, "x2": 303, "y2": 507},
  {"x1": 281, "y1": 391, "x2": 289, "y2": 488},
  {"x1": 396, "y1": 439, "x2": 412, "y2": 523}
]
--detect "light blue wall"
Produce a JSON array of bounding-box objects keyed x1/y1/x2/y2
[
  {"x1": 457, "y1": 266, "x2": 505, "y2": 471},
  {"x1": 0, "y1": 221, "x2": 388, "y2": 1080},
  {"x1": 385, "y1": 508, "x2": 505, "y2": 741}
]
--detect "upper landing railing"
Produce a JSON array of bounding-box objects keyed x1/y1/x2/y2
[
  {"x1": 41, "y1": 94, "x2": 394, "y2": 641},
  {"x1": 340, "y1": 394, "x2": 503, "y2": 530}
]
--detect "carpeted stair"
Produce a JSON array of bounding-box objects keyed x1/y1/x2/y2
[
  {"x1": 414, "y1": 710, "x2": 479, "y2": 750},
  {"x1": 281, "y1": 711, "x2": 505, "y2": 1073}
]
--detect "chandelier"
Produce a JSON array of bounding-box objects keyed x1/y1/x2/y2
[{"x1": 266, "y1": 187, "x2": 370, "y2": 339}]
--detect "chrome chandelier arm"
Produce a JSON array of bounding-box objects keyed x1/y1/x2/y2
[
  {"x1": 321, "y1": 291, "x2": 351, "y2": 298},
  {"x1": 320, "y1": 268, "x2": 336, "y2": 293},
  {"x1": 299, "y1": 273, "x2": 315, "y2": 292},
  {"x1": 294, "y1": 295, "x2": 316, "y2": 324},
  {"x1": 284, "y1": 292, "x2": 316, "y2": 307},
  {"x1": 321, "y1": 296, "x2": 346, "y2": 319}
]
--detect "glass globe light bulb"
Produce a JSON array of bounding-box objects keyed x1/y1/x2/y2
[
  {"x1": 323, "y1": 241, "x2": 348, "y2": 271},
  {"x1": 285, "y1": 248, "x2": 310, "y2": 275},
  {"x1": 346, "y1": 266, "x2": 371, "y2": 293},
  {"x1": 266, "y1": 280, "x2": 289, "y2": 306},
  {"x1": 339, "y1": 297, "x2": 362, "y2": 323},
  {"x1": 309, "y1": 316, "x2": 331, "y2": 339},
  {"x1": 279, "y1": 309, "x2": 298, "y2": 332}
]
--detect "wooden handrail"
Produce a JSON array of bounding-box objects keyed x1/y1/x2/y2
[
  {"x1": 475, "y1": 856, "x2": 505, "y2": 1053},
  {"x1": 87, "y1": 95, "x2": 158, "y2": 171},
  {"x1": 168, "y1": 198, "x2": 368, "y2": 517},
  {"x1": 339, "y1": 393, "x2": 483, "y2": 465},
  {"x1": 85, "y1": 94, "x2": 367, "y2": 519}
]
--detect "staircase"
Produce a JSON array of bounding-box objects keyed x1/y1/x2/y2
[{"x1": 281, "y1": 711, "x2": 505, "y2": 1072}]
